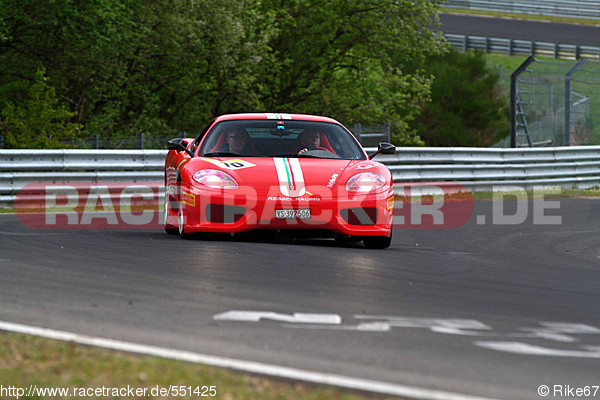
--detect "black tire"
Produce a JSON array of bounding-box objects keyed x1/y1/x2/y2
[
  {"x1": 177, "y1": 185, "x2": 191, "y2": 239},
  {"x1": 363, "y1": 230, "x2": 392, "y2": 249},
  {"x1": 178, "y1": 204, "x2": 191, "y2": 239},
  {"x1": 163, "y1": 191, "x2": 178, "y2": 234}
]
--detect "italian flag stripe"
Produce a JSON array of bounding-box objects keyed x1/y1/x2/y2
[{"x1": 284, "y1": 158, "x2": 295, "y2": 190}]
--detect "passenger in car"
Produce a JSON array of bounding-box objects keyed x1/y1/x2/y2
[
  {"x1": 216, "y1": 128, "x2": 257, "y2": 155},
  {"x1": 293, "y1": 129, "x2": 336, "y2": 154}
]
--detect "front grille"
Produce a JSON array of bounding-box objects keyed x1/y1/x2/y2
[
  {"x1": 340, "y1": 207, "x2": 378, "y2": 225},
  {"x1": 205, "y1": 204, "x2": 246, "y2": 223}
]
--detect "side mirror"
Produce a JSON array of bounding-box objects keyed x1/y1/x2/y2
[
  {"x1": 167, "y1": 138, "x2": 193, "y2": 157},
  {"x1": 368, "y1": 142, "x2": 396, "y2": 159}
]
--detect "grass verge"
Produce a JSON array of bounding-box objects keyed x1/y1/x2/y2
[{"x1": 0, "y1": 332, "x2": 401, "y2": 400}]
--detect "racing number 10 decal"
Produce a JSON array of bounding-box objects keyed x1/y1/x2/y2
[
  {"x1": 223, "y1": 161, "x2": 245, "y2": 169},
  {"x1": 201, "y1": 158, "x2": 256, "y2": 170}
]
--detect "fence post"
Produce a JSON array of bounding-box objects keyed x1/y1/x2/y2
[
  {"x1": 136, "y1": 132, "x2": 144, "y2": 149},
  {"x1": 353, "y1": 123, "x2": 362, "y2": 143},
  {"x1": 565, "y1": 59, "x2": 587, "y2": 146},
  {"x1": 384, "y1": 122, "x2": 391, "y2": 143},
  {"x1": 91, "y1": 135, "x2": 99, "y2": 149},
  {"x1": 530, "y1": 41, "x2": 535, "y2": 56},
  {"x1": 0, "y1": 135, "x2": 3, "y2": 149},
  {"x1": 510, "y1": 55, "x2": 536, "y2": 148}
]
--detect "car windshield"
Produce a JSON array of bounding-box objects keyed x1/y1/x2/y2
[{"x1": 197, "y1": 120, "x2": 366, "y2": 160}]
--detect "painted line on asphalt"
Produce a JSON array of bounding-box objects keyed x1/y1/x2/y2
[{"x1": 0, "y1": 320, "x2": 498, "y2": 400}]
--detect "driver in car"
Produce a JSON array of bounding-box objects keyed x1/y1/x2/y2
[
  {"x1": 225, "y1": 128, "x2": 253, "y2": 155},
  {"x1": 297, "y1": 129, "x2": 322, "y2": 155}
]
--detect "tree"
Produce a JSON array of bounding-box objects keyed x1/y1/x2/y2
[
  {"x1": 249, "y1": 0, "x2": 448, "y2": 145},
  {"x1": 0, "y1": 0, "x2": 447, "y2": 147},
  {"x1": 413, "y1": 49, "x2": 510, "y2": 147},
  {"x1": 1, "y1": 69, "x2": 82, "y2": 148}
]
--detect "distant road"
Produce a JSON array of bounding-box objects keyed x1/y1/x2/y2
[{"x1": 438, "y1": 13, "x2": 600, "y2": 47}]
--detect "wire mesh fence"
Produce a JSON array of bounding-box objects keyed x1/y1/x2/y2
[{"x1": 511, "y1": 59, "x2": 600, "y2": 147}]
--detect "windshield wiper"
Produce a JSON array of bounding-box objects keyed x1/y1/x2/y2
[
  {"x1": 203, "y1": 152, "x2": 238, "y2": 157},
  {"x1": 299, "y1": 154, "x2": 342, "y2": 159},
  {"x1": 268, "y1": 153, "x2": 298, "y2": 158}
]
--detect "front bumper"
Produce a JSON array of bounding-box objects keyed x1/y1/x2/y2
[{"x1": 174, "y1": 182, "x2": 394, "y2": 237}]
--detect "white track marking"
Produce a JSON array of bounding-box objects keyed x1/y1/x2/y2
[
  {"x1": 0, "y1": 320, "x2": 498, "y2": 400},
  {"x1": 475, "y1": 341, "x2": 600, "y2": 358},
  {"x1": 213, "y1": 311, "x2": 340, "y2": 324}
]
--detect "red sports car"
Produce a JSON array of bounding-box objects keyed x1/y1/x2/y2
[{"x1": 164, "y1": 113, "x2": 396, "y2": 248}]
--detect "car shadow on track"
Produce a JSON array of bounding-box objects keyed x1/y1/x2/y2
[
  {"x1": 128, "y1": 229, "x2": 375, "y2": 249},
  {"x1": 194, "y1": 230, "x2": 367, "y2": 249}
]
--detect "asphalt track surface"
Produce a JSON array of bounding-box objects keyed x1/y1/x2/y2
[
  {"x1": 1, "y1": 198, "x2": 599, "y2": 400},
  {"x1": 438, "y1": 13, "x2": 600, "y2": 47}
]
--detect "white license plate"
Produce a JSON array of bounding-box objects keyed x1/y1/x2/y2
[{"x1": 275, "y1": 209, "x2": 311, "y2": 219}]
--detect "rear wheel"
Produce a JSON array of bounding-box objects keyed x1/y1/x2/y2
[{"x1": 363, "y1": 230, "x2": 392, "y2": 249}]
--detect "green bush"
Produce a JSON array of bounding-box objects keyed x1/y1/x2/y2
[{"x1": 1, "y1": 69, "x2": 82, "y2": 149}]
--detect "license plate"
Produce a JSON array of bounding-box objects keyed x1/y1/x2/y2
[{"x1": 275, "y1": 209, "x2": 311, "y2": 219}]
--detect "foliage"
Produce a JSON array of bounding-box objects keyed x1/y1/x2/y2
[
  {"x1": 1, "y1": 69, "x2": 82, "y2": 148},
  {"x1": 0, "y1": 0, "x2": 447, "y2": 148},
  {"x1": 413, "y1": 49, "x2": 510, "y2": 147},
  {"x1": 253, "y1": 0, "x2": 448, "y2": 145}
]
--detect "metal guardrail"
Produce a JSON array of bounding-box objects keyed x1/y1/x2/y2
[
  {"x1": 1, "y1": 147, "x2": 599, "y2": 208},
  {"x1": 0, "y1": 150, "x2": 166, "y2": 208},
  {"x1": 352, "y1": 123, "x2": 391, "y2": 147},
  {"x1": 377, "y1": 146, "x2": 600, "y2": 191},
  {"x1": 443, "y1": 0, "x2": 600, "y2": 20},
  {"x1": 445, "y1": 34, "x2": 600, "y2": 61}
]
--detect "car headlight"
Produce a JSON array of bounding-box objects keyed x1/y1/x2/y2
[
  {"x1": 345, "y1": 172, "x2": 386, "y2": 192},
  {"x1": 193, "y1": 169, "x2": 238, "y2": 189}
]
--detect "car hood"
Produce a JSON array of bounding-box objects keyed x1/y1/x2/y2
[{"x1": 183, "y1": 156, "x2": 388, "y2": 196}]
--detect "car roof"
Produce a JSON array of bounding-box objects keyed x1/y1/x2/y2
[{"x1": 214, "y1": 113, "x2": 341, "y2": 124}]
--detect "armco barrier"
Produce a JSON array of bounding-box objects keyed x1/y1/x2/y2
[
  {"x1": 444, "y1": 34, "x2": 600, "y2": 61},
  {"x1": 0, "y1": 150, "x2": 166, "y2": 209},
  {"x1": 377, "y1": 146, "x2": 600, "y2": 192},
  {"x1": 1, "y1": 146, "x2": 600, "y2": 208},
  {"x1": 443, "y1": 0, "x2": 600, "y2": 20}
]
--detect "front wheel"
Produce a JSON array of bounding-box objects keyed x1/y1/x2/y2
[
  {"x1": 164, "y1": 191, "x2": 178, "y2": 234},
  {"x1": 178, "y1": 187, "x2": 192, "y2": 239},
  {"x1": 363, "y1": 230, "x2": 392, "y2": 249}
]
